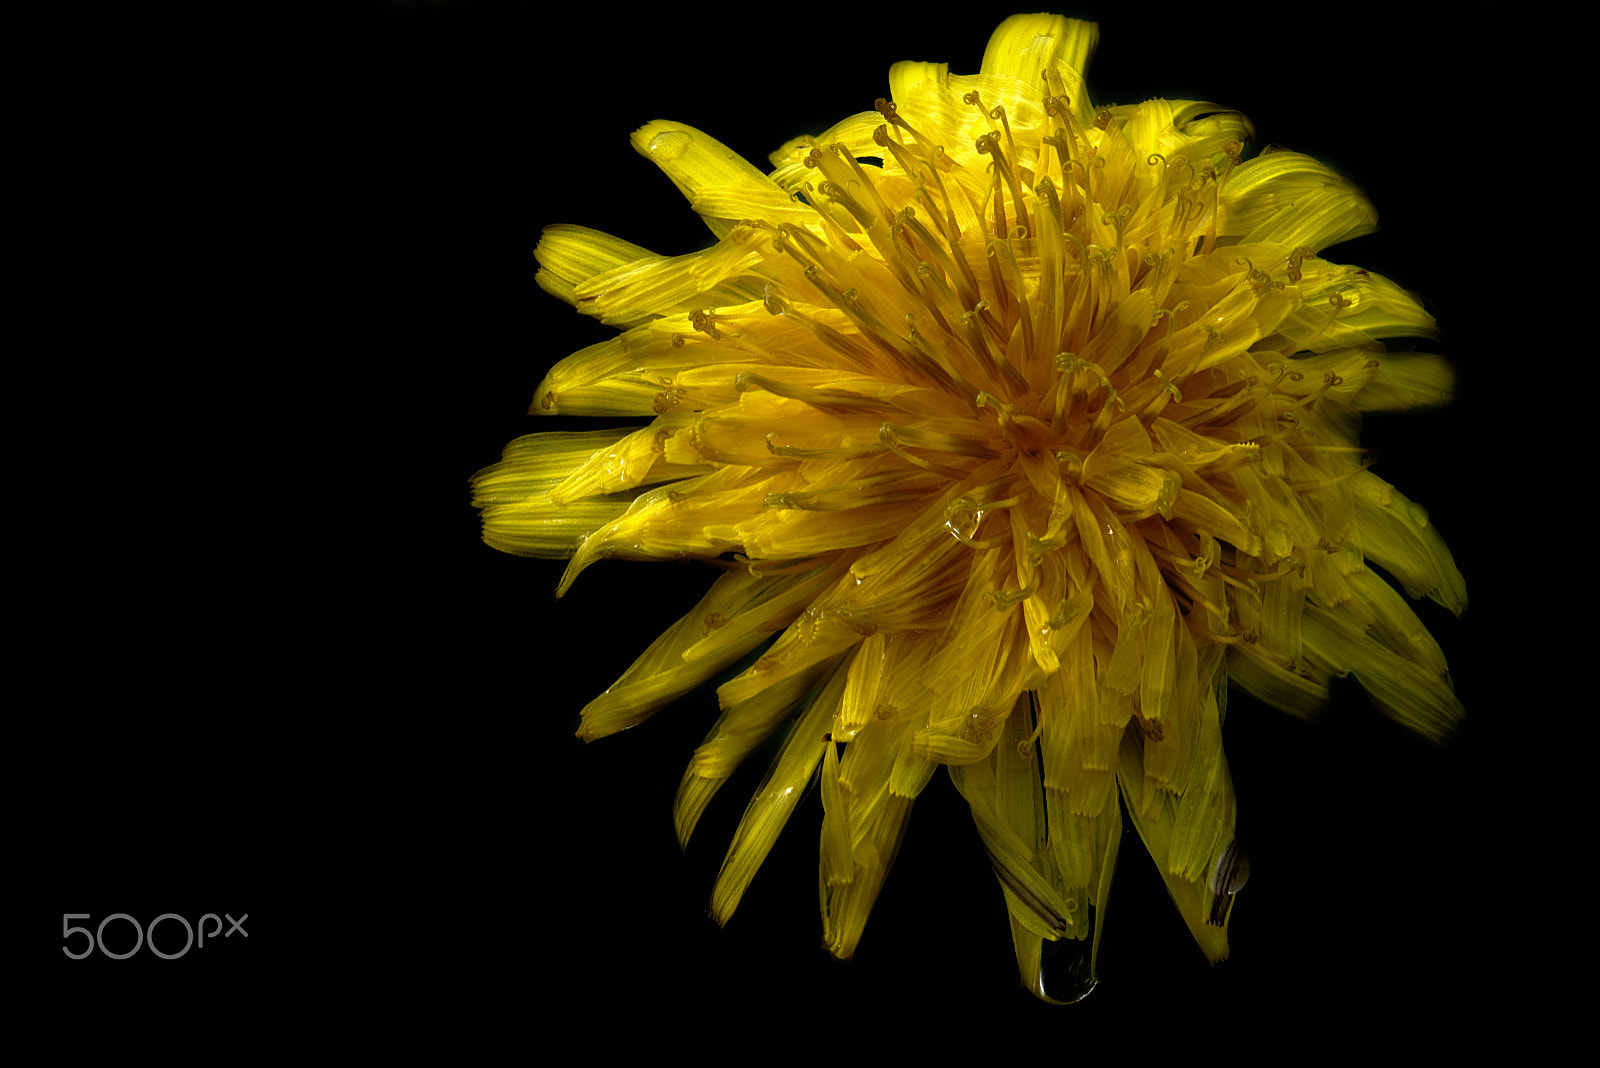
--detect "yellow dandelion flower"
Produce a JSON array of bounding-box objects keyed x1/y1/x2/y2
[{"x1": 472, "y1": 13, "x2": 1464, "y2": 1001}]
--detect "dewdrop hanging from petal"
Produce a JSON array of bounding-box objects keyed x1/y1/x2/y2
[{"x1": 471, "y1": 13, "x2": 1464, "y2": 1002}]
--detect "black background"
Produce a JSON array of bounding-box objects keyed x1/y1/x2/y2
[{"x1": 31, "y1": 0, "x2": 1535, "y2": 1057}]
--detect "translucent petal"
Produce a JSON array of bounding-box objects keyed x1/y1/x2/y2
[
  {"x1": 766, "y1": 110, "x2": 885, "y2": 182},
  {"x1": 1168, "y1": 99, "x2": 1256, "y2": 164},
  {"x1": 532, "y1": 224, "x2": 657, "y2": 306},
  {"x1": 1038, "y1": 625, "x2": 1116, "y2": 815},
  {"x1": 714, "y1": 602, "x2": 866, "y2": 709},
  {"x1": 1221, "y1": 149, "x2": 1377, "y2": 251},
  {"x1": 954, "y1": 781, "x2": 1076, "y2": 941},
  {"x1": 1351, "y1": 471, "x2": 1467, "y2": 614},
  {"x1": 571, "y1": 226, "x2": 770, "y2": 325},
  {"x1": 1350, "y1": 351, "x2": 1455, "y2": 411},
  {"x1": 1345, "y1": 569, "x2": 1450, "y2": 677},
  {"x1": 1117, "y1": 728, "x2": 1232, "y2": 963},
  {"x1": 1226, "y1": 638, "x2": 1329, "y2": 720},
  {"x1": 708, "y1": 658, "x2": 848, "y2": 922},
  {"x1": 1278, "y1": 263, "x2": 1440, "y2": 351},
  {"x1": 980, "y1": 13, "x2": 1099, "y2": 86},
  {"x1": 532, "y1": 318, "x2": 759, "y2": 417},
  {"x1": 1300, "y1": 600, "x2": 1464, "y2": 742},
  {"x1": 556, "y1": 466, "x2": 777, "y2": 595},
  {"x1": 687, "y1": 656, "x2": 840, "y2": 790},
  {"x1": 549, "y1": 416, "x2": 711, "y2": 503},
  {"x1": 576, "y1": 568, "x2": 805, "y2": 741},
  {"x1": 1165, "y1": 647, "x2": 1235, "y2": 882},
  {"x1": 1280, "y1": 348, "x2": 1454, "y2": 413},
  {"x1": 819, "y1": 714, "x2": 916, "y2": 958},
  {"x1": 885, "y1": 60, "x2": 950, "y2": 108},
  {"x1": 631, "y1": 120, "x2": 815, "y2": 238},
  {"x1": 470, "y1": 430, "x2": 637, "y2": 557}
]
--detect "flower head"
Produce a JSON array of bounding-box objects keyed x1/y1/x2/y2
[{"x1": 472, "y1": 13, "x2": 1464, "y2": 1001}]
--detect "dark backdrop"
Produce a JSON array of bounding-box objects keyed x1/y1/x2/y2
[{"x1": 32, "y1": 1, "x2": 1526, "y2": 1057}]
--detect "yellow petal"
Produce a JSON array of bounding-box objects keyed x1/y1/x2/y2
[
  {"x1": 818, "y1": 732, "x2": 854, "y2": 885},
  {"x1": 576, "y1": 568, "x2": 799, "y2": 741},
  {"x1": 886, "y1": 59, "x2": 949, "y2": 107},
  {"x1": 819, "y1": 715, "x2": 918, "y2": 958},
  {"x1": 631, "y1": 120, "x2": 814, "y2": 238},
  {"x1": 1117, "y1": 728, "x2": 1232, "y2": 963},
  {"x1": 1226, "y1": 638, "x2": 1329, "y2": 720},
  {"x1": 713, "y1": 601, "x2": 865, "y2": 709},
  {"x1": 1168, "y1": 98, "x2": 1256, "y2": 158},
  {"x1": 571, "y1": 225, "x2": 770, "y2": 325},
  {"x1": 1221, "y1": 149, "x2": 1376, "y2": 251},
  {"x1": 1351, "y1": 471, "x2": 1467, "y2": 614},
  {"x1": 1345, "y1": 568, "x2": 1450, "y2": 677},
  {"x1": 531, "y1": 224, "x2": 657, "y2": 307},
  {"x1": 1166, "y1": 649, "x2": 1236, "y2": 882},
  {"x1": 819, "y1": 794, "x2": 912, "y2": 959},
  {"x1": 1350, "y1": 351, "x2": 1455, "y2": 411},
  {"x1": 470, "y1": 430, "x2": 637, "y2": 557},
  {"x1": 1278, "y1": 261, "x2": 1439, "y2": 351},
  {"x1": 980, "y1": 14, "x2": 1099, "y2": 86},
  {"x1": 709, "y1": 659, "x2": 848, "y2": 922},
  {"x1": 689, "y1": 656, "x2": 841, "y2": 790},
  {"x1": 556, "y1": 467, "x2": 772, "y2": 596},
  {"x1": 548, "y1": 415, "x2": 711, "y2": 503},
  {"x1": 1300, "y1": 599, "x2": 1464, "y2": 742}
]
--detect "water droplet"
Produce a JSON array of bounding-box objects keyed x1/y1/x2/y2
[
  {"x1": 1037, "y1": 932, "x2": 1097, "y2": 1004},
  {"x1": 647, "y1": 129, "x2": 692, "y2": 161}
]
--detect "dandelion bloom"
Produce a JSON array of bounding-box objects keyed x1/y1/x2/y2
[{"x1": 472, "y1": 13, "x2": 1464, "y2": 1001}]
